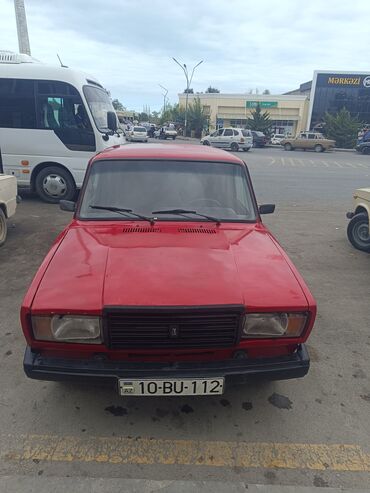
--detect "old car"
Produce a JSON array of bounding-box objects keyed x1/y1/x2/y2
[
  {"x1": 346, "y1": 187, "x2": 370, "y2": 252},
  {"x1": 21, "y1": 144, "x2": 316, "y2": 396},
  {"x1": 0, "y1": 166, "x2": 18, "y2": 246},
  {"x1": 281, "y1": 132, "x2": 335, "y2": 152}
]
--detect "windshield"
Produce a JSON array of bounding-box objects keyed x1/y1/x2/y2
[
  {"x1": 79, "y1": 160, "x2": 256, "y2": 222},
  {"x1": 83, "y1": 85, "x2": 117, "y2": 133}
]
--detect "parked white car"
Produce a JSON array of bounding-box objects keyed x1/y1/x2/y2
[
  {"x1": 270, "y1": 134, "x2": 285, "y2": 145},
  {"x1": 201, "y1": 128, "x2": 253, "y2": 152},
  {"x1": 0, "y1": 173, "x2": 17, "y2": 246},
  {"x1": 126, "y1": 126, "x2": 148, "y2": 142}
]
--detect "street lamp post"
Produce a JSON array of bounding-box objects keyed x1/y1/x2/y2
[
  {"x1": 172, "y1": 58, "x2": 203, "y2": 137},
  {"x1": 159, "y1": 84, "x2": 168, "y2": 116}
]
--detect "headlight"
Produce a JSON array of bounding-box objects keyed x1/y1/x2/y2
[
  {"x1": 242, "y1": 312, "x2": 307, "y2": 338},
  {"x1": 32, "y1": 315, "x2": 102, "y2": 344}
]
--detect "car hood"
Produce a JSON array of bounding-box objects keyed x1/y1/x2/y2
[
  {"x1": 355, "y1": 188, "x2": 370, "y2": 201},
  {"x1": 31, "y1": 223, "x2": 309, "y2": 313}
]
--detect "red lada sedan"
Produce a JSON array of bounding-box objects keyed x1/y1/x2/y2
[{"x1": 21, "y1": 144, "x2": 316, "y2": 396}]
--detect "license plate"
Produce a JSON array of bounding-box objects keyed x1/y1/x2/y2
[{"x1": 118, "y1": 377, "x2": 224, "y2": 396}]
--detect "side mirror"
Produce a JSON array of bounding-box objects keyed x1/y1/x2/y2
[
  {"x1": 259, "y1": 204, "x2": 275, "y2": 215},
  {"x1": 107, "y1": 111, "x2": 118, "y2": 133},
  {"x1": 60, "y1": 200, "x2": 76, "y2": 212}
]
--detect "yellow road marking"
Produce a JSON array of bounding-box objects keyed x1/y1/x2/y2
[{"x1": 3, "y1": 435, "x2": 370, "y2": 472}]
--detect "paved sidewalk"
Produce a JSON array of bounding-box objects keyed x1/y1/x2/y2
[{"x1": 1, "y1": 477, "x2": 369, "y2": 493}]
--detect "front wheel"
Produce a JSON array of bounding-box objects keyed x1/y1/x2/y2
[
  {"x1": 347, "y1": 213, "x2": 370, "y2": 252},
  {"x1": 315, "y1": 144, "x2": 324, "y2": 153},
  {"x1": 243, "y1": 147, "x2": 250, "y2": 152},
  {"x1": 202, "y1": 140, "x2": 210, "y2": 146},
  {"x1": 284, "y1": 143, "x2": 293, "y2": 151},
  {"x1": 0, "y1": 209, "x2": 7, "y2": 247},
  {"x1": 172, "y1": 136, "x2": 176, "y2": 140},
  {"x1": 35, "y1": 166, "x2": 76, "y2": 203},
  {"x1": 361, "y1": 147, "x2": 370, "y2": 155}
]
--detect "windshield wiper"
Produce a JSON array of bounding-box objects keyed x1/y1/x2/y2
[
  {"x1": 89, "y1": 205, "x2": 155, "y2": 225},
  {"x1": 152, "y1": 208, "x2": 221, "y2": 225}
]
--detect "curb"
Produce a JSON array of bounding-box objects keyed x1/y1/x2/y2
[{"x1": 0, "y1": 477, "x2": 368, "y2": 493}]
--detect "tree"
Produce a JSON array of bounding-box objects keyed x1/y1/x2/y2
[
  {"x1": 247, "y1": 104, "x2": 273, "y2": 135},
  {"x1": 205, "y1": 86, "x2": 220, "y2": 93},
  {"x1": 112, "y1": 99, "x2": 125, "y2": 111},
  {"x1": 323, "y1": 107, "x2": 361, "y2": 149},
  {"x1": 151, "y1": 111, "x2": 161, "y2": 123},
  {"x1": 263, "y1": 89, "x2": 270, "y2": 95},
  {"x1": 183, "y1": 88, "x2": 194, "y2": 94},
  {"x1": 138, "y1": 112, "x2": 149, "y2": 122},
  {"x1": 188, "y1": 97, "x2": 209, "y2": 138}
]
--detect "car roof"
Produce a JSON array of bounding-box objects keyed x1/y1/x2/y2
[{"x1": 91, "y1": 144, "x2": 245, "y2": 165}]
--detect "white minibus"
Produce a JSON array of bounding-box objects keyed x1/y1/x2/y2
[{"x1": 0, "y1": 51, "x2": 125, "y2": 202}]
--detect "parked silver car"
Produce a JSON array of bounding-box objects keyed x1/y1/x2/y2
[{"x1": 201, "y1": 128, "x2": 253, "y2": 152}]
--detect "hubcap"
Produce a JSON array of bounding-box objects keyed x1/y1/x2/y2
[
  {"x1": 43, "y1": 174, "x2": 67, "y2": 198},
  {"x1": 354, "y1": 221, "x2": 370, "y2": 246}
]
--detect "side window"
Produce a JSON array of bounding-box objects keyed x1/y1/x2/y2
[
  {"x1": 308, "y1": 133, "x2": 316, "y2": 139},
  {"x1": 0, "y1": 78, "x2": 36, "y2": 129},
  {"x1": 300, "y1": 133, "x2": 307, "y2": 139},
  {"x1": 223, "y1": 129, "x2": 233, "y2": 137},
  {"x1": 36, "y1": 81, "x2": 95, "y2": 151},
  {"x1": 233, "y1": 129, "x2": 239, "y2": 136}
]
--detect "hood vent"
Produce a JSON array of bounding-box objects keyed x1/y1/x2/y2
[
  {"x1": 178, "y1": 227, "x2": 217, "y2": 234},
  {"x1": 122, "y1": 227, "x2": 161, "y2": 233}
]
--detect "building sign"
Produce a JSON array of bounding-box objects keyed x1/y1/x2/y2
[
  {"x1": 246, "y1": 101, "x2": 278, "y2": 109},
  {"x1": 308, "y1": 71, "x2": 370, "y2": 131},
  {"x1": 317, "y1": 73, "x2": 370, "y2": 88}
]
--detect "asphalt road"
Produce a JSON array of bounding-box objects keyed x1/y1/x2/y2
[{"x1": 0, "y1": 145, "x2": 369, "y2": 490}]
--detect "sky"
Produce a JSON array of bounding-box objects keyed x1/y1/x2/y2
[{"x1": 1, "y1": 0, "x2": 370, "y2": 111}]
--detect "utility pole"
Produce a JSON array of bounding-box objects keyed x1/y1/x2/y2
[
  {"x1": 14, "y1": 0, "x2": 31, "y2": 55},
  {"x1": 172, "y1": 58, "x2": 203, "y2": 137}
]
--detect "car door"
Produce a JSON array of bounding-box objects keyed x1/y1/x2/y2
[
  {"x1": 209, "y1": 129, "x2": 223, "y2": 147},
  {"x1": 220, "y1": 128, "x2": 234, "y2": 148},
  {"x1": 297, "y1": 132, "x2": 307, "y2": 149}
]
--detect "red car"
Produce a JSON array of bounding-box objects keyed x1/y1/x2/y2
[{"x1": 21, "y1": 144, "x2": 316, "y2": 396}]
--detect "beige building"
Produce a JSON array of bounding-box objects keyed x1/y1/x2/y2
[{"x1": 178, "y1": 93, "x2": 310, "y2": 136}]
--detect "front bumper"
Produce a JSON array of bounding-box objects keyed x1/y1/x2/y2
[{"x1": 24, "y1": 344, "x2": 310, "y2": 385}]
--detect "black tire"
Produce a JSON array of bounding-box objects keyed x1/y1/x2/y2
[
  {"x1": 284, "y1": 143, "x2": 293, "y2": 151},
  {"x1": 203, "y1": 140, "x2": 210, "y2": 146},
  {"x1": 361, "y1": 147, "x2": 370, "y2": 155},
  {"x1": 347, "y1": 213, "x2": 370, "y2": 252},
  {"x1": 172, "y1": 136, "x2": 176, "y2": 140},
  {"x1": 230, "y1": 142, "x2": 239, "y2": 152},
  {"x1": 243, "y1": 147, "x2": 250, "y2": 152},
  {"x1": 0, "y1": 208, "x2": 7, "y2": 247},
  {"x1": 315, "y1": 144, "x2": 324, "y2": 153},
  {"x1": 35, "y1": 166, "x2": 76, "y2": 204}
]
